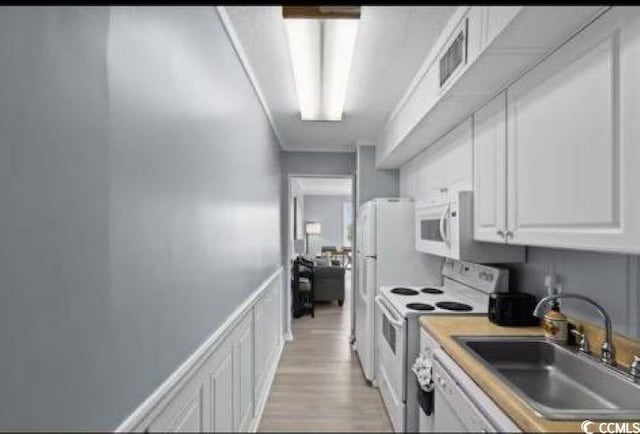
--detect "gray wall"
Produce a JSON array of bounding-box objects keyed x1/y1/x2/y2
[
  {"x1": 282, "y1": 151, "x2": 357, "y2": 176},
  {"x1": 303, "y1": 195, "x2": 352, "y2": 255},
  {"x1": 0, "y1": 7, "x2": 281, "y2": 430},
  {"x1": 356, "y1": 144, "x2": 399, "y2": 205},
  {"x1": 504, "y1": 248, "x2": 640, "y2": 339}
]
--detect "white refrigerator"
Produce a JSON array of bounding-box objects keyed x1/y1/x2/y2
[{"x1": 355, "y1": 198, "x2": 443, "y2": 383}]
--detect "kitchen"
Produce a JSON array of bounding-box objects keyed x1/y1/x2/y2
[
  {"x1": 353, "y1": 4, "x2": 640, "y2": 434},
  {"x1": 1, "y1": 4, "x2": 640, "y2": 432}
]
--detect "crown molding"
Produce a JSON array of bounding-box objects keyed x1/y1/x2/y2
[{"x1": 216, "y1": 6, "x2": 285, "y2": 149}]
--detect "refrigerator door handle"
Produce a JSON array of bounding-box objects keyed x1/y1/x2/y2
[
  {"x1": 359, "y1": 259, "x2": 368, "y2": 299},
  {"x1": 365, "y1": 255, "x2": 377, "y2": 259}
]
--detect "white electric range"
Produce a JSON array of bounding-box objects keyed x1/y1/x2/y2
[{"x1": 374, "y1": 258, "x2": 509, "y2": 433}]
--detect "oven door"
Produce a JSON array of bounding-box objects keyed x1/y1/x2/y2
[
  {"x1": 375, "y1": 295, "x2": 406, "y2": 432},
  {"x1": 415, "y1": 201, "x2": 452, "y2": 257}
]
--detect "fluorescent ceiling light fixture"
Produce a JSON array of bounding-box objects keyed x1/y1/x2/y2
[{"x1": 284, "y1": 18, "x2": 359, "y2": 121}]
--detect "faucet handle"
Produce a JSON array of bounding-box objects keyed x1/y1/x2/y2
[
  {"x1": 630, "y1": 355, "x2": 640, "y2": 382},
  {"x1": 570, "y1": 328, "x2": 590, "y2": 354},
  {"x1": 601, "y1": 341, "x2": 616, "y2": 366}
]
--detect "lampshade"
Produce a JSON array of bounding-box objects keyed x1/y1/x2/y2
[{"x1": 305, "y1": 222, "x2": 322, "y2": 235}]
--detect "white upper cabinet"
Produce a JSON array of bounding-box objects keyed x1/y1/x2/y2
[
  {"x1": 408, "y1": 118, "x2": 472, "y2": 204},
  {"x1": 377, "y1": 6, "x2": 606, "y2": 169},
  {"x1": 473, "y1": 92, "x2": 507, "y2": 243},
  {"x1": 505, "y1": 7, "x2": 640, "y2": 253},
  {"x1": 420, "y1": 149, "x2": 447, "y2": 201},
  {"x1": 444, "y1": 119, "x2": 473, "y2": 194}
]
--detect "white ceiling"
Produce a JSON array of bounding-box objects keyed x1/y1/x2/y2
[
  {"x1": 222, "y1": 6, "x2": 456, "y2": 152},
  {"x1": 292, "y1": 177, "x2": 352, "y2": 196}
]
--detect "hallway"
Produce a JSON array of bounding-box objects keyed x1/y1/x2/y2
[{"x1": 259, "y1": 272, "x2": 392, "y2": 432}]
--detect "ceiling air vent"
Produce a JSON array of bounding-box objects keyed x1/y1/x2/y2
[{"x1": 439, "y1": 18, "x2": 468, "y2": 88}]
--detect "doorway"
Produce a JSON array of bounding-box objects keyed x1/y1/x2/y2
[
  {"x1": 261, "y1": 174, "x2": 391, "y2": 431},
  {"x1": 286, "y1": 174, "x2": 356, "y2": 338}
]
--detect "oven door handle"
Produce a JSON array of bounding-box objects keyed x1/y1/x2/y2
[
  {"x1": 439, "y1": 202, "x2": 450, "y2": 245},
  {"x1": 375, "y1": 295, "x2": 404, "y2": 328}
]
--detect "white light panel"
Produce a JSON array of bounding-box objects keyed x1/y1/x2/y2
[{"x1": 285, "y1": 18, "x2": 359, "y2": 121}]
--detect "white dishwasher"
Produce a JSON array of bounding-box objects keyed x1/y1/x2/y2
[{"x1": 432, "y1": 348, "x2": 520, "y2": 432}]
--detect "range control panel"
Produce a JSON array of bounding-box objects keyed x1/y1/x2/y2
[{"x1": 442, "y1": 258, "x2": 509, "y2": 294}]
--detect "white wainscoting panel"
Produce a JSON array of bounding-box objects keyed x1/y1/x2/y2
[
  {"x1": 233, "y1": 314, "x2": 254, "y2": 431},
  {"x1": 170, "y1": 386, "x2": 204, "y2": 432},
  {"x1": 210, "y1": 348, "x2": 234, "y2": 432},
  {"x1": 116, "y1": 267, "x2": 284, "y2": 432}
]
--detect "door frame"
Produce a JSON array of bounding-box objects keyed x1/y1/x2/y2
[{"x1": 285, "y1": 173, "x2": 356, "y2": 341}]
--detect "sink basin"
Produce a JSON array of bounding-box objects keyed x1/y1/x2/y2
[{"x1": 455, "y1": 336, "x2": 640, "y2": 420}]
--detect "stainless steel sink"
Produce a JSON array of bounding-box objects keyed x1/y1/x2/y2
[{"x1": 455, "y1": 336, "x2": 640, "y2": 420}]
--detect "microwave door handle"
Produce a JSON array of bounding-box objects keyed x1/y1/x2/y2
[{"x1": 439, "y1": 203, "x2": 450, "y2": 244}]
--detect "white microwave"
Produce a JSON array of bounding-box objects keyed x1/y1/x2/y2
[{"x1": 415, "y1": 191, "x2": 525, "y2": 263}]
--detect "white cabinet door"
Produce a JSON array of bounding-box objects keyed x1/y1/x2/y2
[
  {"x1": 414, "y1": 150, "x2": 443, "y2": 202},
  {"x1": 506, "y1": 7, "x2": 640, "y2": 253},
  {"x1": 424, "y1": 155, "x2": 448, "y2": 201},
  {"x1": 444, "y1": 118, "x2": 473, "y2": 195},
  {"x1": 473, "y1": 92, "x2": 507, "y2": 243},
  {"x1": 412, "y1": 118, "x2": 472, "y2": 203}
]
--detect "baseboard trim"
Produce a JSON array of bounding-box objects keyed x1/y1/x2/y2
[
  {"x1": 115, "y1": 267, "x2": 283, "y2": 432},
  {"x1": 284, "y1": 331, "x2": 293, "y2": 342},
  {"x1": 248, "y1": 336, "x2": 285, "y2": 432}
]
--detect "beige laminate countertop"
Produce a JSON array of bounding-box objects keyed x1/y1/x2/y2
[{"x1": 419, "y1": 316, "x2": 583, "y2": 433}]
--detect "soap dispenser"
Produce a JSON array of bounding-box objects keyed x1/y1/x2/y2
[{"x1": 543, "y1": 283, "x2": 568, "y2": 344}]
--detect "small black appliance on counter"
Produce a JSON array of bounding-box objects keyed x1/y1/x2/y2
[{"x1": 488, "y1": 292, "x2": 540, "y2": 326}]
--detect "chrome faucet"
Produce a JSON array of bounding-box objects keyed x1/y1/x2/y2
[{"x1": 533, "y1": 293, "x2": 615, "y2": 366}]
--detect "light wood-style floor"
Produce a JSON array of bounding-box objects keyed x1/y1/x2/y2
[{"x1": 258, "y1": 271, "x2": 393, "y2": 432}]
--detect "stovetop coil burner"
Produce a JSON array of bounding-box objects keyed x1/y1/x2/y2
[
  {"x1": 420, "y1": 287, "x2": 444, "y2": 295},
  {"x1": 406, "y1": 303, "x2": 435, "y2": 311},
  {"x1": 391, "y1": 287, "x2": 419, "y2": 296},
  {"x1": 435, "y1": 301, "x2": 473, "y2": 312}
]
